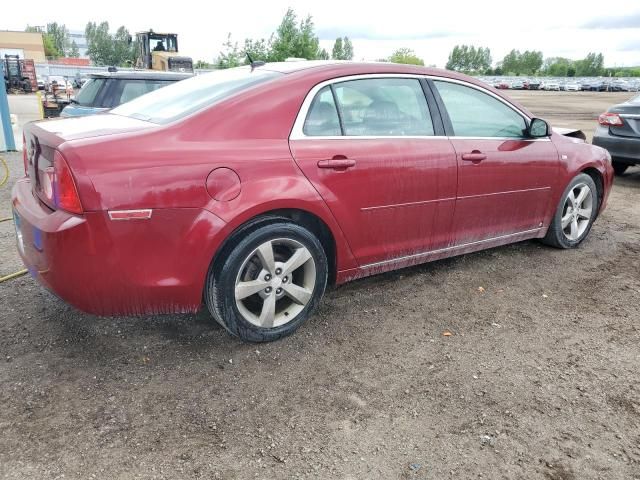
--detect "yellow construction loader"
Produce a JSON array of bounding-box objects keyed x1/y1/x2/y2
[{"x1": 135, "y1": 30, "x2": 193, "y2": 73}]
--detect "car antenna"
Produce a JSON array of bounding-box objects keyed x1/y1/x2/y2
[{"x1": 246, "y1": 52, "x2": 265, "y2": 71}]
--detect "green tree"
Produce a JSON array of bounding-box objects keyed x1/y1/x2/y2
[
  {"x1": 243, "y1": 38, "x2": 270, "y2": 63},
  {"x1": 502, "y1": 49, "x2": 521, "y2": 75},
  {"x1": 269, "y1": 8, "x2": 323, "y2": 61},
  {"x1": 343, "y1": 37, "x2": 354, "y2": 60},
  {"x1": 69, "y1": 40, "x2": 80, "y2": 58},
  {"x1": 446, "y1": 45, "x2": 491, "y2": 73},
  {"x1": 317, "y1": 48, "x2": 330, "y2": 60},
  {"x1": 520, "y1": 50, "x2": 543, "y2": 75},
  {"x1": 194, "y1": 60, "x2": 212, "y2": 69},
  {"x1": 543, "y1": 57, "x2": 572, "y2": 77},
  {"x1": 217, "y1": 33, "x2": 242, "y2": 69},
  {"x1": 388, "y1": 48, "x2": 424, "y2": 66},
  {"x1": 46, "y1": 22, "x2": 70, "y2": 57},
  {"x1": 331, "y1": 37, "x2": 344, "y2": 60},
  {"x1": 575, "y1": 52, "x2": 604, "y2": 76},
  {"x1": 85, "y1": 22, "x2": 135, "y2": 66}
]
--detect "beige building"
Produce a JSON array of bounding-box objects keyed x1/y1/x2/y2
[{"x1": 0, "y1": 31, "x2": 46, "y2": 62}]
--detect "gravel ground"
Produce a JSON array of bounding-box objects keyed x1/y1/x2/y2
[{"x1": 1, "y1": 92, "x2": 639, "y2": 480}]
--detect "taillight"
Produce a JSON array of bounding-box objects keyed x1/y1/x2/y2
[
  {"x1": 22, "y1": 133, "x2": 28, "y2": 175},
  {"x1": 52, "y1": 151, "x2": 83, "y2": 214},
  {"x1": 598, "y1": 112, "x2": 624, "y2": 127}
]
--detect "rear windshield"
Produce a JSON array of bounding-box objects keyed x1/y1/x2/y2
[
  {"x1": 111, "y1": 67, "x2": 283, "y2": 124},
  {"x1": 74, "y1": 78, "x2": 106, "y2": 106},
  {"x1": 629, "y1": 94, "x2": 640, "y2": 105}
]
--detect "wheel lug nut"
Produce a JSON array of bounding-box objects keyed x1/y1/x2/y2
[
  {"x1": 276, "y1": 288, "x2": 282, "y2": 294},
  {"x1": 282, "y1": 276, "x2": 288, "y2": 283},
  {"x1": 265, "y1": 274, "x2": 271, "y2": 281},
  {"x1": 275, "y1": 268, "x2": 282, "y2": 275},
  {"x1": 265, "y1": 287, "x2": 272, "y2": 293}
]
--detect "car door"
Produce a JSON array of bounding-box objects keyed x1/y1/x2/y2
[
  {"x1": 289, "y1": 76, "x2": 458, "y2": 267},
  {"x1": 431, "y1": 79, "x2": 560, "y2": 245}
]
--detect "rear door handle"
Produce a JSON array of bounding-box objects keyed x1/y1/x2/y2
[
  {"x1": 317, "y1": 157, "x2": 356, "y2": 170},
  {"x1": 461, "y1": 151, "x2": 487, "y2": 162}
]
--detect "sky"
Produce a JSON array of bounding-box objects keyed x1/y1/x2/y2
[{"x1": 6, "y1": 0, "x2": 640, "y2": 68}]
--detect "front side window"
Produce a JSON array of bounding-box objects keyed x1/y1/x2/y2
[
  {"x1": 302, "y1": 77, "x2": 435, "y2": 137},
  {"x1": 434, "y1": 81, "x2": 526, "y2": 138}
]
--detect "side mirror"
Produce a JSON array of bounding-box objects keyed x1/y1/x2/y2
[{"x1": 528, "y1": 118, "x2": 550, "y2": 138}]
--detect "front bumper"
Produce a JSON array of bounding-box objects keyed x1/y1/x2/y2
[
  {"x1": 11, "y1": 178, "x2": 227, "y2": 316},
  {"x1": 592, "y1": 126, "x2": 640, "y2": 164}
]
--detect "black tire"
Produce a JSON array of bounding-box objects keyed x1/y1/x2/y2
[
  {"x1": 205, "y1": 220, "x2": 328, "y2": 342},
  {"x1": 542, "y1": 173, "x2": 599, "y2": 249},
  {"x1": 612, "y1": 161, "x2": 629, "y2": 176}
]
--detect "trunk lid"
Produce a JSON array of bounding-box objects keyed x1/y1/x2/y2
[
  {"x1": 23, "y1": 114, "x2": 157, "y2": 208},
  {"x1": 608, "y1": 102, "x2": 640, "y2": 139}
]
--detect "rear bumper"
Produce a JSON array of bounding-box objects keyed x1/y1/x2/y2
[
  {"x1": 12, "y1": 178, "x2": 227, "y2": 316},
  {"x1": 592, "y1": 127, "x2": 640, "y2": 164}
]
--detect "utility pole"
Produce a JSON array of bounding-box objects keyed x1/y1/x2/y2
[{"x1": 0, "y1": 61, "x2": 17, "y2": 151}]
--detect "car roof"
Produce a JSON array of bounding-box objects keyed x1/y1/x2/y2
[{"x1": 88, "y1": 71, "x2": 193, "y2": 80}]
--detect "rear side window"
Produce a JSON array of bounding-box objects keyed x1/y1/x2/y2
[
  {"x1": 303, "y1": 86, "x2": 341, "y2": 136},
  {"x1": 118, "y1": 80, "x2": 172, "y2": 105},
  {"x1": 434, "y1": 81, "x2": 526, "y2": 138},
  {"x1": 302, "y1": 77, "x2": 435, "y2": 137}
]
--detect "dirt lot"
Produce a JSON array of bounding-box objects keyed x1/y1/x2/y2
[{"x1": 1, "y1": 91, "x2": 639, "y2": 480}]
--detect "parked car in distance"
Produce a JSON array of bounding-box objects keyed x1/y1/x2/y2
[
  {"x1": 495, "y1": 80, "x2": 510, "y2": 89},
  {"x1": 544, "y1": 82, "x2": 560, "y2": 91},
  {"x1": 14, "y1": 62, "x2": 614, "y2": 342},
  {"x1": 527, "y1": 79, "x2": 541, "y2": 90},
  {"x1": 36, "y1": 76, "x2": 45, "y2": 90},
  {"x1": 60, "y1": 70, "x2": 192, "y2": 117},
  {"x1": 511, "y1": 80, "x2": 524, "y2": 90},
  {"x1": 593, "y1": 94, "x2": 640, "y2": 175},
  {"x1": 610, "y1": 80, "x2": 630, "y2": 92},
  {"x1": 565, "y1": 82, "x2": 581, "y2": 91}
]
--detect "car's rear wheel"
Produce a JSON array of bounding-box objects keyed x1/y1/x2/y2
[
  {"x1": 612, "y1": 161, "x2": 629, "y2": 176},
  {"x1": 205, "y1": 221, "x2": 328, "y2": 342},
  {"x1": 542, "y1": 173, "x2": 599, "y2": 249}
]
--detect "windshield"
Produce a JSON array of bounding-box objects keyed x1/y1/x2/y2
[
  {"x1": 629, "y1": 94, "x2": 640, "y2": 105},
  {"x1": 111, "y1": 67, "x2": 283, "y2": 124},
  {"x1": 74, "y1": 78, "x2": 106, "y2": 106}
]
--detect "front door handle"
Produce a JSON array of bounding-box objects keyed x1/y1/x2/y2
[
  {"x1": 461, "y1": 151, "x2": 487, "y2": 162},
  {"x1": 317, "y1": 156, "x2": 356, "y2": 170}
]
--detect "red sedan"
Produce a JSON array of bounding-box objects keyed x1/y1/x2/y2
[{"x1": 13, "y1": 62, "x2": 613, "y2": 342}]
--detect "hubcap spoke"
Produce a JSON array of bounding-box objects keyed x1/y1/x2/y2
[
  {"x1": 570, "y1": 218, "x2": 579, "y2": 239},
  {"x1": 258, "y1": 294, "x2": 276, "y2": 328},
  {"x1": 576, "y1": 208, "x2": 591, "y2": 220},
  {"x1": 567, "y1": 190, "x2": 576, "y2": 206},
  {"x1": 575, "y1": 186, "x2": 589, "y2": 206},
  {"x1": 561, "y1": 212, "x2": 572, "y2": 229},
  {"x1": 256, "y1": 241, "x2": 276, "y2": 275},
  {"x1": 283, "y1": 283, "x2": 313, "y2": 306},
  {"x1": 282, "y1": 248, "x2": 312, "y2": 276},
  {"x1": 235, "y1": 279, "x2": 269, "y2": 300}
]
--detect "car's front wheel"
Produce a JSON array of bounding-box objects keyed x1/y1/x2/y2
[
  {"x1": 205, "y1": 220, "x2": 328, "y2": 342},
  {"x1": 542, "y1": 173, "x2": 599, "y2": 249}
]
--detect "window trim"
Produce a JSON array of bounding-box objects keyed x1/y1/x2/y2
[{"x1": 290, "y1": 73, "x2": 548, "y2": 142}]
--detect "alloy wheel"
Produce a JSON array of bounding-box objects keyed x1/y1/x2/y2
[
  {"x1": 561, "y1": 183, "x2": 593, "y2": 241},
  {"x1": 234, "y1": 238, "x2": 316, "y2": 328}
]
